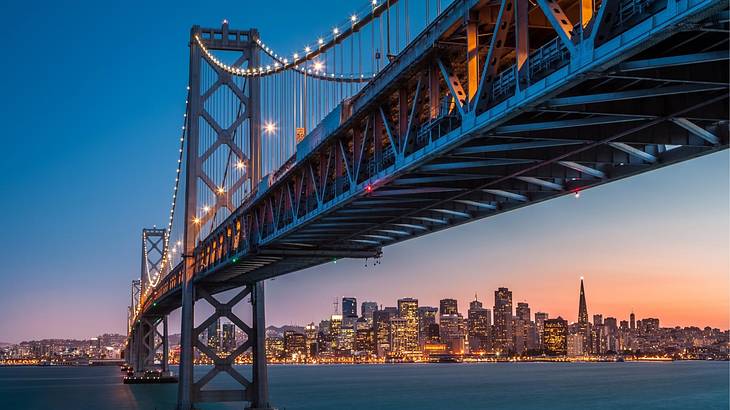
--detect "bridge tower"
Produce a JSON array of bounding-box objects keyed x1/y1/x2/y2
[
  {"x1": 126, "y1": 228, "x2": 173, "y2": 379},
  {"x1": 178, "y1": 22, "x2": 273, "y2": 410}
]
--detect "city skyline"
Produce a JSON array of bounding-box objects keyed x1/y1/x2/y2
[{"x1": 0, "y1": 0, "x2": 728, "y2": 344}]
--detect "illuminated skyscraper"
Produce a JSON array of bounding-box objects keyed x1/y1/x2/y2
[
  {"x1": 493, "y1": 287, "x2": 513, "y2": 354},
  {"x1": 373, "y1": 309, "x2": 392, "y2": 357},
  {"x1": 594, "y1": 314, "x2": 603, "y2": 326},
  {"x1": 467, "y1": 301, "x2": 491, "y2": 353},
  {"x1": 354, "y1": 328, "x2": 375, "y2": 356},
  {"x1": 440, "y1": 299, "x2": 458, "y2": 315},
  {"x1": 304, "y1": 323, "x2": 318, "y2": 357},
  {"x1": 578, "y1": 278, "x2": 589, "y2": 324},
  {"x1": 397, "y1": 298, "x2": 420, "y2": 354},
  {"x1": 543, "y1": 317, "x2": 568, "y2": 356},
  {"x1": 389, "y1": 317, "x2": 409, "y2": 355},
  {"x1": 283, "y1": 331, "x2": 307, "y2": 361}
]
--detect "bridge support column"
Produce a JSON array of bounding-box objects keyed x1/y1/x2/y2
[
  {"x1": 177, "y1": 280, "x2": 275, "y2": 410},
  {"x1": 249, "y1": 281, "x2": 273, "y2": 410}
]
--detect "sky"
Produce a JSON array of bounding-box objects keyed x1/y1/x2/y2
[{"x1": 0, "y1": 1, "x2": 728, "y2": 343}]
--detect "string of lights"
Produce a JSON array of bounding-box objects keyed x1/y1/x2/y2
[{"x1": 193, "y1": 0, "x2": 400, "y2": 81}]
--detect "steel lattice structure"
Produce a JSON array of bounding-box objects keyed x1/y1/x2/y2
[{"x1": 125, "y1": 0, "x2": 729, "y2": 408}]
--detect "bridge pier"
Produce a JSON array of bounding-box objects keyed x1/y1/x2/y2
[{"x1": 177, "y1": 280, "x2": 274, "y2": 410}]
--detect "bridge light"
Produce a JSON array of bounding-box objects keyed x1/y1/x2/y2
[
  {"x1": 365, "y1": 184, "x2": 373, "y2": 193},
  {"x1": 574, "y1": 190, "x2": 581, "y2": 199},
  {"x1": 351, "y1": 14, "x2": 358, "y2": 23},
  {"x1": 333, "y1": 27, "x2": 339, "y2": 35},
  {"x1": 264, "y1": 122, "x2": 277, "y2": 134},
  {"x1": 313, "y1": 61, "x2": 324, "y2": 72},
  {"x1": 318, "y1": 38, "x2": 324, "y2": 45},
  {"x1": 304, "y1": 46, "x2": 311, "y2": 53},
  {"x1": 202, "y1": 205, "x2": 211, "y2": 213},
  {"x1": 236, "y1": 160, "x2": 246, "y2": 170},
  {"x1": 217, "y1": 187, "x2": 225, "y2": 195}
]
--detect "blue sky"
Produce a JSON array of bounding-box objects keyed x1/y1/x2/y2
[{"x1": 0, "y1": 0, "x2": 727, "y2": 343}]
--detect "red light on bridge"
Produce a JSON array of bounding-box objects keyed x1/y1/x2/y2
[{"x1": 365, "y1": 184, "x2": 373, "y2": 193}]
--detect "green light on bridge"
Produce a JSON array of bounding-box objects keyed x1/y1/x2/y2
[{"x1": 232, "y1": 257, "x2": 238, "y2": 263}]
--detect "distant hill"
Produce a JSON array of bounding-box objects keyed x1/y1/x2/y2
[
  {"x1": 266, "y1": 325, "x2": 305, "y2": 337},
  {"x1": 0, "y1": 342, "x2": 13, "y2": 347}
]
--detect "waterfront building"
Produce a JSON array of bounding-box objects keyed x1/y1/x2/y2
[
  {"x1": 397, "y1": 298, "x2": 420, "y2": 354},
  {"x1": 439, "y1": 313, "x2": 466, "y2": 354},
  {"x1": 493, "y1": 287, "x2": 513, "y2": 354},
  {"x1": 265, "y1": 336, "x2": 284, "y2": 360},
  {"x1": 567, "y1": 333, "x2": 584, "y2": 357},
  {"x1": 440, "y1": 298, "x2": 458, "y2": 315},
  {"x1": 578, "y1": 278, "x2": 589, "y2": 324},
  {"x1": 354, "y1": 328, "x2": 375, "y2": 356},
  {"x1": 543, "y1": 317, "x2": 568, "y2": 356},
  {"x1": 283, "y1": 331, "x2": 307, "y2": 361}
]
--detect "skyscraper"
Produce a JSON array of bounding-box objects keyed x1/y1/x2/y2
[
  {"x1": 373, "y1": 309, "x2": 392, "y2": 357},
  {"x1": 535, "y1": 312, "x2": 549, "y2": 350},
  {"x1": 440, "y1": 299, "x2": 458, "y2": 315},
  {"x1": 543, "y1": 317, "x2": 568, "y2": 356},
  {"x1": 516, "y1": 302, "x2": 531, "y2": 322},
  {"x1": 342, "y1": 297, "x2": 357, "y2": 318},
  {"x1": 578, "y1": 277, "x2": 588, "y2": 324},
  {"x1": 593, "y1": 314, "x2": 603, "y2": 326},
  {"x1": 221, "y1": 322, "x2": 236, "y2": 353},
  {"x1": 207, "y1": 319, "x2": 220, "y2": 352},
  {"x1": 493, "y1": 287, "x2": 513, "y2": 354},
  {"x1": 418, "y1": 306, "x2": 438, "y2": 348},
  {"x1": 361, "y1": 301, "x2": 378, "y2": 322},
  {"x1": 630, "y1": 311, "x2": 636, "y2": 330},
  {"x1": 397, "y1": 298, "x2": 420, "y2": 354},
  {"x1": 467, "y1": 299, "x2": 491, "y2": 353}
]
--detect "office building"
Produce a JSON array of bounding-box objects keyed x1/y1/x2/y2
[
  {"x1": 397, "y1": 298, "x2": 420, "y2": 354},
  {"x1": 543, "y1": 317, "x2": 568, "y2": 356},
  {"x1": 440, "y1": 299, "x2": 458, "y2": 315},
  {"x1": 493, "y1": 287, "x2": 513, "y2": 354}
]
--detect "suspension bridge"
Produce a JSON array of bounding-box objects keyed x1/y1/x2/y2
[{"x1": 123, "y1": 0, "x2": 729, "y2": 408}]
